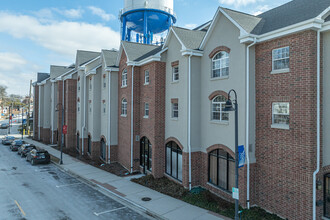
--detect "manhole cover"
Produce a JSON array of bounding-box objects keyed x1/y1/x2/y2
[{"x1": 141, "y1": 197, "x2": 152, "y2": 202}]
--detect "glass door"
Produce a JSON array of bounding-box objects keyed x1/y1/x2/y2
[{"x1": 325, "y1": 174, "x2": 330, "y2": 218}]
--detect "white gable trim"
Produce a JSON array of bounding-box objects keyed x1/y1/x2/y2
[
  {"x1": 316, "y1": 6, "x2": 330, "y2": 20},
  {"x1": 199, "y1": 7, "x2": 248, "y2": 50},
  {"x1": 162, "y1": 27, "x2": 186, "y2": 50}
]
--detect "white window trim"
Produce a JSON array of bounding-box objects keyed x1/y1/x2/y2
[
  {"x1": 121, "y1": 69, "x2": 127, "y2": 88},
  {"x1": 172, "y1": 66, "x2": 179, "y2": 82},
  {"x1": 272, "y1": 46, "x2": 290, "y2": 73},
  {"x1": 272, "y1": 102, "x2": 290, "y2": 129},
  {"x1": 144, "y1": 103, "x2": 149, "y2": 118},
  {"x1": 211, "y1": 52, "x2": 229, "y2": 79},
  {"x1": 211, "y1": 96, "x2": 229, "y2": 122},
  {"x1": 172, "y1": 102, "x2": 179, "y2": 118},
  {"x1": 121, "y1": 99, "x2": 127, "y2": 117},
  {"x1": 144, "y1": 70, "x2": 150, "y2": 85}
]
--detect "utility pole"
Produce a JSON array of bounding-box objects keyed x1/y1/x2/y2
[
  {"x1": 8, "y1": 105, "x2": 11, "y2": 134},
  {"x1": 21, "y1": 107, "x2": 23, "y2": 139},
  {"x1": 27, "y1": 80, "x2": 32, "y2": 135}
]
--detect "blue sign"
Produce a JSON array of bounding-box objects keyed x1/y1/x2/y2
[
  {"x1": 238, "y1": 145, "x2": 246, "y2": 168},
  {"x1": 22, "y1": 119, "x2": 27, "y2": 124}
]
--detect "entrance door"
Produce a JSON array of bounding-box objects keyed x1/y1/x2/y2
[
  {"x1": 326, "y1": 174, "x2": 330, "y2": 218},
  {"x1": 140, "y1": 137, "x2": 152, "y2": 174}
]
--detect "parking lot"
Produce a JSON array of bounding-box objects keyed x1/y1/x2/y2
[{"x1": 0, "y1": 139, "x2": 151, "y2": 220}]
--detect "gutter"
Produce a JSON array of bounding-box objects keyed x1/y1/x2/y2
[
  {"x1": 62, "y1": 77, "x2": 65, "y2": 147},
  {"x1": 81, "y1": 70, "x2": 87, "y2": 155},
  {"x1": 313, "y1": 29, "x2": 321, "y2": 220},
  {"x1": 188, "y1": 53, "x2": 193, "y2": 190},
  {"x1": 51, "y1": 81, "x2": 54, "y2": 144},
  {"x1": 38, "y1": 85, "x2": 41, "y2": 140},
  {"x1": 246, "y1": 37, "x2": 257, "y2": 209}
]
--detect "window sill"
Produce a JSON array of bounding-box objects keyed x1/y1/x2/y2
[
  {"x1": 271, "y1": 124, "x2": 289, "y2": 130},
  {"x1": 207, "y1": 182, "x2": 232, "y2": 196},
  {"x1": 171, "y1": 117, "x2": 178, "y2": 121},
  {"x1": 210, "y1": 76, "x2": 229, "y2": 81},
  {"x1": 121, "y1": 115, "x2": 127, "y2": 117},
  {"x1": 121, "y1": 85, "x2": 127, "y2": 88},
  {"x1": 271, "y1": 68, "x2": 290, "y2": 74},
  {"x1": 143, "y1": 116, "x2": 149, "y2": 119},
  {"x1": 171, "y1": 80, "x2": 179, "y2": 84},
  {"x1": 164, "y1": 173, "x2": 182, "y2": 184},
  {"x1": 210, "y1": 120, "x2": 229, "y2": 125},
  {"x1": 144, "y1": 83, "x2": 149, "y2": 86}
]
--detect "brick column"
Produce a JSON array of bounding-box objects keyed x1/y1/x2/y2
[
  {"x1": 64, "y1": 79, "x2": 77, "y2": 150},
  {"x1": 57, "y1": 81, "x2": 64, "y2": 147},
  {"x1": 33, "y1": 85, "x2": 39, "y2": 140}
]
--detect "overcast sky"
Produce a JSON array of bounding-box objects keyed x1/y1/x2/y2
[{"x1": 0, "y1": 0, "x2": 290, "y2": 96}]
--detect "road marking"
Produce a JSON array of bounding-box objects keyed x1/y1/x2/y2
[
  {"x1": 93, "y1": 207, "x2": 126, "y2": 216},
  {"x1": 14, "y1": 200, "x2": 26, "y2": 217},
  {"x1": 56, "y1": 182, "x2": 83, "y2": 188}
]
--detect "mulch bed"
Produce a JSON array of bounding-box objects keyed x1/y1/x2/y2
[
  {"x1": 131, "y1": 175, "x2": 284, "y2": 220},
  {"x1": 50, "y1": 145, "x2": 138, "y2": 177}
]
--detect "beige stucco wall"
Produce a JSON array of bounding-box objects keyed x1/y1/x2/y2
[
  {"x1": 39, "y1": 85, "x2": 44, "y2": 127},
  {"x1": 200, "y1": 14, "x2": 247, "y2": 155},
  {"x1": 323, "y1": 31, "x2": 330, "y2": 167},
  {"x1": 164, "y1": 34, "x2": 189, "y2": 152}
]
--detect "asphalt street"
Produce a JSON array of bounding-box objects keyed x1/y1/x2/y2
[{"x1": 0, "y1": 142, "x2": 151, "y2": 220}]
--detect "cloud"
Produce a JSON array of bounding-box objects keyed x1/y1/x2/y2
[
  {"x1": 252, "y1": 5, "x2": 271, "y2": 15},
  {"x1": 88, "y1": 6, "x2": 116, "y2": 21},
  {"x1": 55, "y1": 8, "x2": 84, "y2": 19},
  {"x1": 0, "y1": 53, "x2": 27, "y2": 71},
  {"x1": 0, "y1": 12, "x2": 120, "y2": 57},
  {"x1": 219, "y1": 0, "x2": 260, "y2": 7},
  {"x1": 184, "y1": 24, "x2": 198, "y2": 29}
]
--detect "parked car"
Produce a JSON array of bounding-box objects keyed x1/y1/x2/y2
[
  {"x1": 0, "y1": 123, "x2": 9, "y2": 129},
  {"x1": 26, "y1": 149, "x2": 50, "y2": 165},
  {"x1": 10, "y1": 140, "x2": 24, "y2": 151},
  {"x1": 2, "y1": 136, "x2": 15, "y2": 145},
  {"x1": 18, "y1": 144, "x2": 36, "y2": 157}
]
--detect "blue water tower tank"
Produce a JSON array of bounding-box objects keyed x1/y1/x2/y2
[{"x1": 120, "y1": 0, "x2": 176, "y2": 44}]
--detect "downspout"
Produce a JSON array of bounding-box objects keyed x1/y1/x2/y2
[
  {"x1": 246, "y1": 37, "x2": 257, "y2": 209},
  {"x1": 51, "y1": 82, "x2": 54, "y2": 144},
  {"x1": 313, "y1": 29, "x2": 321, "y2": 220},
  {"x1": 62, "y1": 78, "x2": 65, "y2": 147},
  {"x1": 108, "y1": 70, "x2": 112, "y2": 164},
  {"x1": 188, "y1": 53, "x2": 193, "y2": 190},
  {"x1": 82, "y1": 71, "x2": 87, "y2": 155},
  {"x1": 131, "y1": 65, "x2": 135, "y2": 173},
  {"x1": 38, "y1": 85, "x2": 41, "y2": 140}
]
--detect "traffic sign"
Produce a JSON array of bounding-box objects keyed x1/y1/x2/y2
[
  {"x1": 232, "y1": 187, "x2": 239, "y2": 200},
  {"x1": 62, "y1": 125, "x2": 68, "y2": 134}
]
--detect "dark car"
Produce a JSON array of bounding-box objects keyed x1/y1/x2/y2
[
  {"x1": 19, "y1": 144, "x2": 36, "y2": 157},
  {"x1": 2, "y1": 136, "x2": 15, "y2": 145},
  {"x1": 10, "y1": 140, "x2": 24, "y2": 151},
  {"x1": 0, "y1": 123, "x2": 9, "y2": 129},
  {"x1": 26, "y1": 149, "x2": 50, "y2": 165}
]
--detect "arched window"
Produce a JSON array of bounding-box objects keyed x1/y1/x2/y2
[
  {"x1": 166, "y1": 141, "x2": 182, "y2": 181},
  {"x1": 208, "y1": 149, "x2": 235, "y2": 191},
  {"x1": 122, "y1": 69, "x2": 127, "y2": 87},
  {"x1": 212, "y1": 51, "x2": 229, "y2": 78},
  {"x1": 211, "y1": 96, "x2": 229, "y2": 122},
  {"x1": 87, "y1": 135, "x2": 91, "y2": 154},
  {"x1": 121, "y1": 98, "x2": 127, "y2": 116},
  {"x1": 325, "y1": 174, "x2": 330, "y2": 218},
  {"x1": 100, "y1": 138, "x2": 106, "y2": 161}
]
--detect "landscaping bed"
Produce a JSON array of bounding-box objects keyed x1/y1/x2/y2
[
  {"x1": 50, "y1": 145, "x2": 136, "y2": 177},
  {"x1": 131, "y1": 175, "x2": 284, "y2": 220}
]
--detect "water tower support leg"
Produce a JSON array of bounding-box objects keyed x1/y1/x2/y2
[
  {"x1": 122, "y1": 17, "x2": 127, "y2": 41},
  {"x1": 143, "y1": 12, "x2": 148, "y2": 44}
]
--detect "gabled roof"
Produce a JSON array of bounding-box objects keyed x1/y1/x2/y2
[
  {"x1": 171, "y1": 26, "x2": 206, "y2": 50},
  {"x1": 251, "y1": 0, "x2": 330, "y2": 35},
  {"x1": 221, "y1": 8, "x2": 261, "y2": 33},
  {"x1": 75, "y1": 50, "x2": 100, "y2": 67},
  {"x1": 326, "y1": 15, "x2": 330, "y2": 22},
  {"x1": 102, "y1": 49, "x2": 118, "y2": 68},
  {"x1": 193, "y1": 20, "x2": 212, "y2": 31},
  {"x1": 50, "y1": 65, "x2": 72, "y2": 79},
  {"x1": 37, "y1": 72, "x2": 49, "y2": 83},
  {"x1": 135, "y1": 46, "x2": 162, "y2": 62},
  {"x1": 122, "y1": 41, "x2": 159, "y2": 62}
]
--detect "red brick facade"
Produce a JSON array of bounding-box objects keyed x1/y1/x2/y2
[
  {"x1": 33, "y1": 85, "x2": 39, "y2": 140},
  {"x1": 57, "y1": 81, "x2": 64, "y2": 147},
  {"x1": 255, "y1": 30, "x2": 319, "y2": 219},
  {"x1": 64, "y1": 79, "x2": 77, "y2": 150}
]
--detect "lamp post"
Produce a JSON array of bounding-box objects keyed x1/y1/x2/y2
[
  {"x1": 56, "y1": 103, "x2": 64, "y2": 164},
  {"x1": 21, "y1": 107, "x2": 24, "y2": 139},
  {"x1": 223, "y1": 89, "x2": 239, "y2": 220}
]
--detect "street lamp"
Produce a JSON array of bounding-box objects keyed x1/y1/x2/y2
[
  {"x1": 56, "y1": 103, "x2": 64, "y2": 165},
  {"x1": 223, "y1": 89, "x2": 239, "y2": 220}
]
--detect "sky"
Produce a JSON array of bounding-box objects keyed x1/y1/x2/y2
[{"x1": 0, "y1": 0, "x2": 290, "y2": 96}]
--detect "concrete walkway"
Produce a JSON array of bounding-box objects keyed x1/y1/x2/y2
[{"x1": 17, "y1": 136, "x2": 229, "y2": 220}]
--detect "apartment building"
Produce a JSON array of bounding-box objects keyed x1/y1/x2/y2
[{"x1": 33, "y1": 0, "x2": 330, "y2": 219}]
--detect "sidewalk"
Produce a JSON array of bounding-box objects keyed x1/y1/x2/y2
[{"x1": 21, "y1": 137, "x2": 229, "y2": 220}]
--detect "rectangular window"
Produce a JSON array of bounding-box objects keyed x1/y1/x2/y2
[
  {"x1": 272, "y1": 46, "x2": 290, "y2": 71},
  {"x1": 272, "y1": 102, "x2": 289, "y2": 128},
  {"x1": 144, "y1": 70, "x2": 149, "y2": 85},
  {"x1": 77, "y1": 103, "x2": 80, "y2": 112},
  {"x1": 144, "y1": 103, "x2": 149, "y2": 118},
  {"x1": 103, "y1": 76, "x2": 106, "y2": 88},
  {"x1": 122, "y1": 70, "x2": 127, "y2": 87},
  {"x1": 89, "y1": 77, "x2": 92, "y2": 90},
  {"x1": 103, "y1": 102, "x2": 106, "y2": 114},
  {"x1": 78, "y1": 82, "x2": 80, "y2": 91},
  {"x1": 172, "y1": 103, "x2": 178, "y2": 118},
  {"x1": 172, "y1": 66, "x2": 179, "y2": 82}
]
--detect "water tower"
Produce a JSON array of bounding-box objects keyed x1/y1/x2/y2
[{"x1": 120, "y1": 0, "x2": 176, "y2": 44}]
